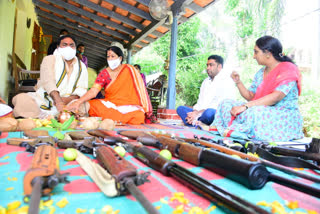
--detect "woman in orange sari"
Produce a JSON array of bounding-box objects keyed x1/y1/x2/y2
[{"x1": 66, "y1": 46, "x2": 152, "y2": 124}]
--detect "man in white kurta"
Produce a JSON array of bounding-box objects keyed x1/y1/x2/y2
[
  {"x1": 177, "y1": 55, "x2": 236, "y2": 126},
  {"x1": 12, "y1": 35, "x2": 88, "y2": 118}
]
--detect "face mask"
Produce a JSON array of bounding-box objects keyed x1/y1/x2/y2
[
  {"x1": 108, "y1": 58, "x2": 121, "y2": 70},
  {"x1": 77, "y1": 50, "x2": 84, "y2": 55},
  {"x1": 58, "y1": 46, "x2": 76, "y2": 61}
]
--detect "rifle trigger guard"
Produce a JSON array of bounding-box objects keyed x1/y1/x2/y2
[{"x1": 135, "y1": 171, "x2": 151, "y2": 186}]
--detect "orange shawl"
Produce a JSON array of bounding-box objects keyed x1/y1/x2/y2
[{"x1": 103, "y1": 64, "x2": 152, "y2": 114}]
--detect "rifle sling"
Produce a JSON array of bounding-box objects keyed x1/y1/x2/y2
[
  {"x1": 75, "y1": 150, "x2": 118, "y2": 197},
  {"x1": 256, "y1": 147, "x2": 320, "y2": 170}
]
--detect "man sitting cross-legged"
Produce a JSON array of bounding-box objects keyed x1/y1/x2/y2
[
  {"x1": 12, "y1": 35, "x2": 88, "y2": 118},
  {"x1": 177, "y1": 55, "x2": 236, "y2": 126}
]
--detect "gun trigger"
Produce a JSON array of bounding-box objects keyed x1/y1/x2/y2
[
  {"x1": 25, "y1": 144, "x2": 36, "y2": 153},
  {"x1": 135, "y1": 172, "x2": 151, "y2": 186}
]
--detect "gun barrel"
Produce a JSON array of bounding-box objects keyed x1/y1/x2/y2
[
  {"x1": 269, "y1": 173, "x2": 320, "y2": 198},
  {"x1": 177, "y1": 137, "x2": 320, "y2": 183},
  {"x1": 200, "y1": 149, "x2": 270, "y2": 189},
  {"x1": 132, "y1": 145, "x2": 270, "y2": 214},
  {"x1": 170, "y1": 165, "x2": 269, "y2": 214},
  {"x1": 124, "y1": 178, "x2": 160, "y2": 214},
  {"x1": 28, "y1": 176, "x2": 43, "y2": 214}
]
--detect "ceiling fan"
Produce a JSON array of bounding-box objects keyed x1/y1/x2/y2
[{"x1": 149, "y1": 0, "x2": 173, "y2": 24}]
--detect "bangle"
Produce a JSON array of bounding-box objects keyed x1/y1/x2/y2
[{"x1": 244, "y1": 104, "x2": 249, "y2": 110}]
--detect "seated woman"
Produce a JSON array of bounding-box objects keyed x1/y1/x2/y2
[
  {"x1": 211, "y1": 36, "x2": 303, "y2": 141},
  {"x1": 66, "y1": 46, "x2": 152, "y2": 124}
]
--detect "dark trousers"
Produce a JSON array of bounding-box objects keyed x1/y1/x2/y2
[{"x1": 176, "y1": 106, "x2": 216, "y2": 126}]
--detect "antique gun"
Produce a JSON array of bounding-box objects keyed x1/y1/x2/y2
[
  {"x1": 119, "y1": 130, "x2": 320, "y2": 183},
  {"x1": 262, "y1": 138, "x2": 320, "y2": 163},
  {"x1": 115, "y1": 130, "x2": 320, "y2": 198},
  {"x1": 24, "y1": 144, "x2": 69, "y2": 214},
  {"x1": 88, "y1": 129, "x2": 270, "y2": 214},
  {"x1": 127, "y1": 130, "x2": 320, "y2": 181},
  {"x1": 7, "y1": 135, "x2": 55, "y2": 153},
  {"x1": 198, "y1": 136, "x2": 320, "y2": 170},
  {"x1": 57, "y1": 132, "x2": 159, "y2": 214},
  {"x1": 93, "y1": 141, "x2": 159, "y2": 214}
]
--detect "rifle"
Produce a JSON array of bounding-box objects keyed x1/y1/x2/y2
[
  {"x1": 93, "y1": 140, "x2": 159, "y2": 214},
  {"x1": 119, "y1": 130, "x2": 320, "y2": 183},
  {"x1": 264, "y1": 144, "x2": 320, "y2": 163},
  {"x1": 24, "y1": 144, "x2": 69, "y2": 214},
  {"x1": 7, "y1": 135, "x2": 55, "y2": 153},
  {"x1": 198, "y1": 136, "x2": 320, "y2": 170},
  {"x1": 57, "y1": 132, "x2": 159, "y2": 214},
  {"x1": 88, "y1": 129, "x2": 270, "y2": 214},
  {"x1": 116, "y1": 131, "x2": 320, "y2": 198}
]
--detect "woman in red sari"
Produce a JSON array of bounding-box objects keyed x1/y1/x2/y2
[{"x1": 66, "y1": 46, "x2": 152, "y2": 124}]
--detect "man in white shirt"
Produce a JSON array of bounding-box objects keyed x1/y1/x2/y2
[{"x1": 177, "y1": 55, "x2": 235, "y2": 126}]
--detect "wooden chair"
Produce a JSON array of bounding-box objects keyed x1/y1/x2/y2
[
  {"x1": 12, "y1": 53, "x2": 39, "y2": 93},
  {"x1": 8, "y1": 53, "x2": 40, "y2": 107},
  {"x1": 17, "y1": 68, "x2": 40, "y2": 92},
  {"x1": 147, "y1": 75, "x2": 167, "y2": 115}
]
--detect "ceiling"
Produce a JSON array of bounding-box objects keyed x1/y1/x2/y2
[{"x1": 33, "y1": 0, "x2": 216, "y2": 70}]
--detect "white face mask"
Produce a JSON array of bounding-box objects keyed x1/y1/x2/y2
[
  {"x1": 108, "y1": 58, "x2": 121, "y2": 70},
  {"x1": 58, "y1": 47, "x2": 76, "y2": 61}
]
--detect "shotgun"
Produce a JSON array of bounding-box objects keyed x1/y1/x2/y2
[
  {"x1": 24, "y1": 144, "x2": 69, "y2": 214},
  {"x1": 88, "y1": 129, "x2": 270, "y2": 214},
  {"x1": 118, "y1": 130, "x2": 320, "y2": 183}
]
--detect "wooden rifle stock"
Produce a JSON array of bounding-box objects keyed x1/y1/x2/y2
[
  {"x1": 179, "y1": 137, "x2": 320, "y2": 183},
  {"x1": 118, "y1": 130, "x2": 320, "y2": 183},
  {"x1": 95, "y1": 143, "x2": 159, "y2": 214},
  {"x1": 96, "y1": 146, "x2": 137, "y2": 188},
  {"x1": 153, "y1": 132, "x2": 320, "y2": 182},
  {"x1": 155, "y1": 136, "x2": 268, "y2": 189},
  {"x1": 24, "y1": 145, "x2": 69, "y2": 214},
  {"x1": 88, "y1": 129, "x2": 127, "y2": 145},
  {"x1": 92, "y1": 130, "x2": 271, "y2": 213},
  {"x1": 131, "y1": 145, "x2": 270, "y2": 214},
  {"x1": 155, "y1": 137, "x2": 320, "y2": 198},
  {"x1": 57, "y1": 138, "x2": 94, "y2": 154},
  {"x1": 24, "y1": 145, "x2": 59, "y2": 196}
]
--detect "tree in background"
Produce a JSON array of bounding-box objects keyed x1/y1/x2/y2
[
  {"x1": 224, "y1": 0, "x2": 285, "y2": 86},
  {"x1": 133, "y1": 17, "x2": 225, "y2": 106}
]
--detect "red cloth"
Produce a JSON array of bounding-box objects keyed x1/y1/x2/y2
[{"x1": 253, "y1": 62, "x2": 302, "y2": 100}]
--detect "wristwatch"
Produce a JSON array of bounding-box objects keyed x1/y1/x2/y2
[{"x1": 244, "y1": 104, "x2": 249, "y2": 110}]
